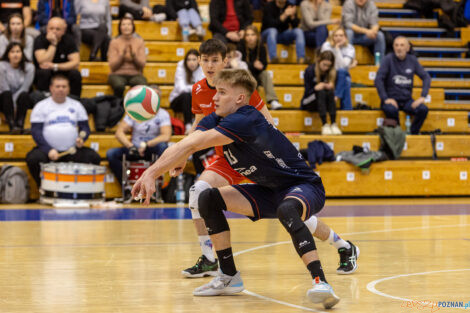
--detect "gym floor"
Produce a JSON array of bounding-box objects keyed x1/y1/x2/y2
[{"x1": 0, "y1": 198, "x2": 469, "y2": 312}]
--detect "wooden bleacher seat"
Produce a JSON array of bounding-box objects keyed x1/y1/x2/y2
[
  {"x1": 270, "y1": 110, "x2": 470, "y2": 133},
  {"x1": 2, "y1": 134, "x2": 470, "y2": 160},
  {"x1": 8, "y1": 159, "x2": 470, "y2": 198}
]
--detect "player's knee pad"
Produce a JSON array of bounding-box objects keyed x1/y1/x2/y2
[
  {"x1": 188, "y1": 180, "x2": 211, "y2": 219},
  {"x1": 198, "y1": 188, "x2": 229, "y2": 235},
  {"x1": 277, "y1": 198, "x2": 304, "y2": 233},
  {"x1": 277, "y1": 198, "x2": 317, "y2": 256}
]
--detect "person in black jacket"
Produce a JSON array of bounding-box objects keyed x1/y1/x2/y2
[
  {"x1": 166, "y1": 0, "x2": 204, "y2": 41},
  {"x1": 209, "y1": 0, "x2": 253, "y2": 44},
  {"x1": 261, "y1": 0, "x2": 306, "y2": 64},
  {"x1": 239, "y1": 25, "x2": 282, "y2": 109}
]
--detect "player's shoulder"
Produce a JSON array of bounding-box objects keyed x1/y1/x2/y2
[{"x1": 192, "y1": 78, "x2": 207, "y2": 95}]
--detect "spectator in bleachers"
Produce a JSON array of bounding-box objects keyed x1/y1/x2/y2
[
  {"x1": 108, "y1": 16, "x2": 147, "y2": 98},
  {"x1": 33, "y1": 17, "x2": 82, "y2": 98},
  {"x1": 261, "y1": 0, "x2": 306, "y2": 64},
  {"x1": 209, "y1": 0, "x2": 253, "y2": 44},
  {"x1": 0, "y1": 41, "x2": 34, "y2": 133},
  {"x1": 166, "y1": 0, "x2": 204, "y2": 42},
  {"x1": 321, "y1": 26, "x2": 356, "y2": 110},
  {"x1": 239, "y1": 25, "x2": 282, "y2": 109},
  {"x1": 170, "y1": 49, "x2": 204, "y2": 132},
  {"x1": 119, "y1": 0, "x2": 166, "y2": 23},
  {"x1": 0, "y1": 0, "x2": 39, "y2": 37},
  {"x1": 106, "y1": 87, "x2": 171, "y2": 185},
  {"x1": 26, "y1": 74, "x2": 100, "y2": 187},
  {"x1": 375, "y1": 36, "x2": 430, "y2": 135},
  {"x1": 75, "y1": 0, "x2": 111, "y2": 61},
  {"x1": 342, "y1": 0, "x2": 385, "y2": 61},
  {"x1": 301, "y1": 50, "x2": 341, "y2": 135},
  {"x1": 300, "y1": 0, "x2": 339, "y2": 49},
  {"x1": 0, "y1": 13, "x2": 33, "y2": 60},
  {"x1": 37, "y1": 0, "x2": 81, "y2": 49}
]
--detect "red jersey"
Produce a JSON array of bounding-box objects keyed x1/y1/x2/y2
[
  {"x1": 192, "y1": 78, "x2": 264, "y2": 116},
  {"x1": 192, "y1": 78, "x2": 265, "y2": 157}
]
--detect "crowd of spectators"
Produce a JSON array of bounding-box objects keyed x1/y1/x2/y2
[{"x1": 0, "y1": 0, "x2": 434, "y2": 190}]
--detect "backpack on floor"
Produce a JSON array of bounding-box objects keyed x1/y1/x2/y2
[{"x1": 0, "y1": 165, "x2": 30, "y2": 204}]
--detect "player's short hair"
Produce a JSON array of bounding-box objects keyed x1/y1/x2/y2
[
  {"x1": 214, "y1": 69, "x2": 257, "y2": 98},
  {"x1": 199, "y1": 39, "x2": 227, "y2": 59},
  {"x1": 50, "y1": 74, "x2": 69, "y2": 85}
]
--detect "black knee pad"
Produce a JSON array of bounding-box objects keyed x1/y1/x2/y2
[
  {"x1": 277, "y1": 198, "x2": 304, "y2": 232},
  {"x1": 277, "y1": 198, "x2": 317, "y2": 256},
  {"x1": 198, "y1": 188, "x2": 229, "y2": 235}
]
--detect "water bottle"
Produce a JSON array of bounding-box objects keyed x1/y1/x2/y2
[
  {"x1": 405, "y1": 115, "x2": 411, "y2": 134},
  {"x1": 175, "y1": 174, "x2": 185, "y2": 205},
  {"x1": 375, "y1": 52, "x2": 381, "y2": 66}
]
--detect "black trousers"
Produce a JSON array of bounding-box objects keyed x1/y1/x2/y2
[
  {"x1": 170, "y1": 92, "x2": 193, "y2": 125},
  {"x1": 316, "y1": 89, "x2": 336, "y2": 125},
  {"x1": 81, "y1": 24, "x2": 110, "y2": 61},
  {"x1": 35, "y1": 69, "x2": 82, "y2": 98},
  {"x1": 26, "y1": 146, "x2": 101, "y2": 187},
  {"x1": 118, "y1": 4, "x2": 163, "y2": 19},
  {"x1": 0, "y1": 91, "x2": 32, "y2": 130}
]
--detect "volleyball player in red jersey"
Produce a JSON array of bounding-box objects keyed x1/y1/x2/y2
[{"x1": 179, "y1": 39, "x2": 274, "y2": 278}]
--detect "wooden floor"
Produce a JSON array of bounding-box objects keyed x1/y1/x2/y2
[{"x1": 0, "y1": 199, "x2": 469, "y2": 312}]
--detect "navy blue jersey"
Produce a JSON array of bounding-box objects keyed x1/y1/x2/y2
[{"x1": 197, "y1": 105, "x2": 322, "y2": 189}]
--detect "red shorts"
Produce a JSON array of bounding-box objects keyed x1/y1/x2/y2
[{"x1": 204, "y1": 155, "x2": 247, "y2": 185}]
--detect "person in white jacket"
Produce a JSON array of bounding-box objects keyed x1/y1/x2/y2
[{"x1": 170, "y1": 49, "x2": 204, "y2": 133}]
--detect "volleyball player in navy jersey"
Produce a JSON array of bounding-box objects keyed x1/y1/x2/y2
[{"x1": 132, "y1": 69, "x2": 358, "y2": 309}]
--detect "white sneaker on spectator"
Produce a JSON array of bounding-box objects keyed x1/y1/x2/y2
[
  {"x1": 330, "y1": 123, "x2": 342, "y2": 135},
  {"x1": 321, "y1": 124, "x2": 332, "y2": 135},
  {"x1": 270, "y1": 100, "x2": 282, "y2": 110},
  {"x1": 151, "y1": 13, "x2": 166, "y2": 22},
  {"x1": 196, "y1": 25, "x2": 205, "y2": 40}
]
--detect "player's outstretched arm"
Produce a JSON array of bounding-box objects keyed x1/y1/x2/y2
[{"x1": 132, "y1": 129, "x2": 233, "y2": 205}]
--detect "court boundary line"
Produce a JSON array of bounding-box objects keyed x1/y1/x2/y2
[
  {"x1": 234, "y1": 223, "x2": 470, "y2": 312},
  {"x1": 366, "y1": 269, "x2": 470, "y2": 310}
]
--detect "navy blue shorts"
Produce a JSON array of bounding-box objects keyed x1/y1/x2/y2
[{"x1": 232, "y1": 182, "x2": 325, "y2": 221}]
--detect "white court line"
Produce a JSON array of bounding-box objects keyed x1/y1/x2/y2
[
  {"x1": 234, "y1": 223, "x2": 470, "y2": 312},
  {"x1": 366, "y1": 269, "x2": 470, "y2": 310}
]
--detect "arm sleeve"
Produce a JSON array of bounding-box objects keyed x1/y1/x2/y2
[
  {"x1": 159, "y1": 109, "x2": 172, "y2": 127},
  {"x1": 77, "y1": 121, "x2": 91, "y2": 141},
  {"x1": 303, "y1": 65, "x2": 316, "y2": 98},
  {"x1": 414, "y1": 57, "x2": 431, "y2": 97},
  {"x1": 106, "y1": 1, "x2": 112, "y2": 37},
  {"x1": 120, "y1": 0, "x2": 144, "y2": 10},
  {"x1": 31, "y1": 123, "x2": 53, "y2": 153},
  {"x1": 165, "y1": 0, "x2": 177, "y2": 20},
  {"x1": 368, "y1": 2, "x2": 379, "y2": 27},
  {"x1": 209, "y1": 0, "x2": 228, "y2": 35},
  {"x1": 341, "y1": 0, "x2": 355, "y2": 30},
  {"x1": 191, "y1": 84, "x2": 203, "y2": 114},
  {"x1": 215, "y1": 112, "x2": 255, "y2": 143},
  {"x1": 196, "y1": 113, "x2": 219, "y2": 131},
  {"x1": 173, "y1": 61, "x2": 189, "y2": 97},
  {"x1": 0, "y1": 63, "x2": 8, "y2": 92},
  {"x1": 13, "y1": 63, "x2": 35, "y2": 102},
  {"x1": 374, "y1": 56, "x2": 390, "y2": 101},
  {"x1": 240, "y1": 0, "x2": 253, "y2": 29}
]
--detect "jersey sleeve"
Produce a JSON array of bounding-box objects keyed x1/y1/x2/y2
[
  {"x1": 191, "y1": 83, "x2": 203, "y2": 114},
  {"x1": 123, "y1": 114, "x2": 136, "y2": 127},
  {"x1": 196, "y1": 113, "x2": 219, "y2": 131},
  {"x1": 157, "y1": 108, "x2": 171, "y2": 127},
  {"x1": 76, "y1": 101, "x2": 89, "y2": 121},
  {"x1": 249, "y1": 90, "x2": 265, "y2": 111},
  {"x1": 30, "y1": 102, "x2": 46, "y2": 123},
  {"x1": 215, "y1": 110, "x2": 256, "y2": 143}
]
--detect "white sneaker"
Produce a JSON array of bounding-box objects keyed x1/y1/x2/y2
[
  {"x1": 151, "y1": 13, "x2": 166, "y2": 22},
  {"x1": 193, "y1": 271, "x2": 244, "y2": 296},
  {"x1": 196, "y1": 25, "x2": 205, "y2": 39},
  {"x1": 330, "y1": 123, "x2": 342, "y2": 135},
  {"x1": 307, "y1": 278, "x2": 340, "y2": 309},
  {"x1": 321, "y1": 124, "x2": 332, "y2": 135},
  {"x1": 270, "y1": 100, "x2": 282, "y2": 110}
]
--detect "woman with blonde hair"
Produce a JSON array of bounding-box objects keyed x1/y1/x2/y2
[
  {"x1": 301, "y1": 50, "x2": 341, "y2": 135},
  {"x1": 239, "y1": 25, "x2": 282, "y2": 109},
  {"x1": 321, "y1": 26, "x2": 356, "y2": 110}
]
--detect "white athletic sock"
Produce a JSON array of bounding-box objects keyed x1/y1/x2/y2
[
  {"x1": 304, "y1": 215, "x2": 318, "y2": 234},
  {"x1": 327, "y1": 229, "x2": 351, "y2": 250},
  {"x1": 199, "y1": 235, "x2": 215, "y2": 262}
]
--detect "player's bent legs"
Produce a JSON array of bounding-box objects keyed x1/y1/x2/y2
[
  {"x1": 193, "y1": 186, "x2": 247, "y2": 296},
  {"x1": 280, "y1": 197, "x2": 340, "y2": 309},
  {"x1": 182, "y1": 169, "x2": 231, "y2": 278}
]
